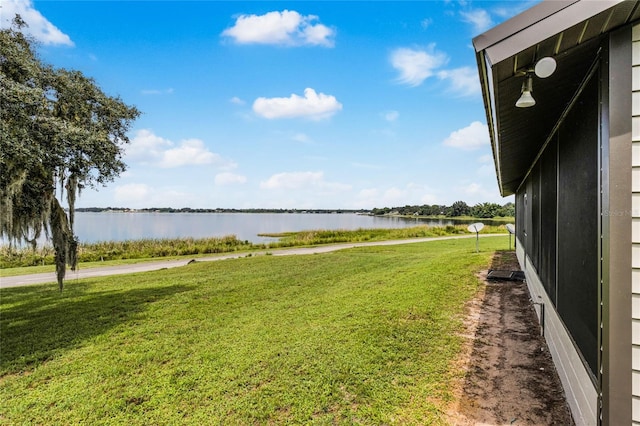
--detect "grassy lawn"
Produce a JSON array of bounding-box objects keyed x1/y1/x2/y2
[
  {"x1": 1, "y1": 237, "x2": 503, "y2": 424},
  {"x1": 0, "y1": 224, "x2": 507, "y2": 274}
]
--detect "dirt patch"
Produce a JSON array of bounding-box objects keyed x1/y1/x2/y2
[{"x1": 446, "y1": 251, "x2": 574, "y2": 425}]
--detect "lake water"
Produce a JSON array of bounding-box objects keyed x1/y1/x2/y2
[{"x1": 70, "y1": 212, "x2": 464, "y2": 244}]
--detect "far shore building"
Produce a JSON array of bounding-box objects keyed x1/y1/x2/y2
[{"x1": 473, "y1": 1, "x2": 639, "y2": 425}]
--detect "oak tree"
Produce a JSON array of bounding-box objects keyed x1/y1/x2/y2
[{"x1": 1, "y1": 17, "x2": 140, "y2": 289}]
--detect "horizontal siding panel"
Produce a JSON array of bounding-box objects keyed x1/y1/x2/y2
[
  {"x1": 634, "y1": 168, "x2": 640, "y2": 192},
  {"x1": 635, "y1": 142, "x2": 640, "y2": 166},
  {"x1": 635, "y1": 245, "x2": 640, "y2": 269},
  {"x1": 634, "y1": 269, "x2": 640, "y2": 294},
  {"x1": 634, "y1": 219, "x2": 640, "y2": 243},
  {"x1": 634, "y1": 193, "x2": 640, "y2": 217},
  {"x1": 635, "y1": 24, "x2": 639, "y2": 424},
  {"x1": 634, "y1": 293, "x2": 640, "y2": 320}
]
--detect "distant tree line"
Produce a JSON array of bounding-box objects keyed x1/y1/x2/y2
[
  {"x1": 76, "y1": 203, "x2": 514, "y2": 218},
  {"x1": 371, "y1": 201, "x2": 515, "y2": 219},
  {"x1": 75, "y1": 207, "x2": 369, "y2": 214}
]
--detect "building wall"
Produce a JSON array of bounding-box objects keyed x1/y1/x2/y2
[
  {"x1": 631, "y1": 22, "x2": 640, "y2": 426},
  {"x1": 513, "y1": 25, "x2": 639, "y2": 424},
  {"x1": 512, "y1": 61, "x2": 602, "y2": 423},
  {"x1": 517, "y1": 241, "x2": 598, "y2": 425}
]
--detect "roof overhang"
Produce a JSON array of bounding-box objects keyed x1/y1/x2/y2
[{"x1": 473, "y1": 0, "x2": 640, "y2": 196}]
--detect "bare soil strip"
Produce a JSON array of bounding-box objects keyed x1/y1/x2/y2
[{"x1": 446, "y1": 251, "x2": 574, "y2": 425}]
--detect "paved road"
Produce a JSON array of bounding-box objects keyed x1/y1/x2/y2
[{"x1": 0, "y1": 234, "x2": 505, "y2": 288}]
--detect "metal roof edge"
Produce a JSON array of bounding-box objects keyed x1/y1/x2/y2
[
  {"x1": 485, "y1": 0, "x2": 626, "y2": 65},
  {"x1": 472, "y1": 0, "x2": 578, "y2": 53}
]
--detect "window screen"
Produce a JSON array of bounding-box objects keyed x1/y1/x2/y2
[{"x1": 556, "y1": 75, "x2": 599, "y2": 376}]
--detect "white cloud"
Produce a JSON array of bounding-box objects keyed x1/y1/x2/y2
[
  {"x1": 114, "y1": 183, "x2": 151, "y2": 203},
  {"x1": 492, "y1": 3, "x2": 533, "y2": 20},
  {"x1": 215, "y1": 172, "x2": 247, "y2": 185},
  {"x1": 383, "y1": 110, "x2": 399, "y2": 122},
  {"x1": 351, "y1": 162, "x2": 384, "y2": 170},
  {"x1": 458, "y1": 182, "x2": 502, "y2": 204},
  {"x1": 126, "y1": 129, "x2": 172, "y2": 162},
  {"x1": 478, "y1": 154, "x2": 493, "y2": 163},
  {"x1": 0, "y1": 0, "x2": 73, "y2": 46},
  {"x1": 260, "y1": 171, "x2": 323, "y2": 190},
  {"x1": 292, "y1": 133, "x2": 312, "y2": 143},
  {"x1": 421, "y1": 18, "x2": 433, "y2": 29},
  {"x1": 221, "y1": 10, "x2": 335, "y2": 47},
  {"x1": 128, "y1": 129, "x2": 235, "y2": 169},
  {"x1": 390, "y1": 45, "x2": 448, "y2": 87},
  {"x1": 478, "y1": 164, "x2": 496, "y2": 177},
  {"x1": 113, "y1": 184, "x2": 197, "y2": 207},
  {"x1": 463, "y1": 182, "x2": 483, "y2": 195},
  {"x1": 259, "y1": 171, "x2": 350, "y2": 192},
  {"x1": 437, "y1": 66, "x2": 480, "y2": 97},
  {"x1": 373, "y1": 187, "x2": 406, "y2": 205},
  {"x1": 159, "y1": 139, "x2": 221, "y2": 168},
  {"x1": 460, "y1": 9, "x2": 493, "y2": 34},
  {"x1": 141, "y1": 88, "x2": 174, "y2": 95},
  {"x1": 230, "y1": 96, "x2": 245, "y2": 105},
  {"x1": 443, "y1": 121, "x2": 489, "y2": 150},
  {"x1": 354, "y1": 184, "x2": 437, "y2": 209},
  {"x1": 253, "y1": 88, "x2": 342, "y2": 120},
  {"x1": 477, "y1": 154, "x2": 496, "y2": 177}
]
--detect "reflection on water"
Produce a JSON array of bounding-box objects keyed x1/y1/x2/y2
[
  {"x1": 72, "y1": 212, "x2": 466, "y2": 244},
  {"x1": 4, "y1": 212, "x2": 505, "y2": 245}
]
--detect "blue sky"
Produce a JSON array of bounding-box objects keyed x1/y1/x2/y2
[{"x1": 2, "y1": 0, "x2": 536, "y2": 209}]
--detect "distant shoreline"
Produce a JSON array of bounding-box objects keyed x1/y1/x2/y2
[
  {"x1": 74, "y1": 207, "x2": 369, "y2": 214},
  {"x1": 72, "y1": 208, "x2": 514, "y2": 222}
]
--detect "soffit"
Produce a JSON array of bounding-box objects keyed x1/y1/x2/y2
[{"x1": 474, "y1": 0, "x2": 640, "y2": 196}]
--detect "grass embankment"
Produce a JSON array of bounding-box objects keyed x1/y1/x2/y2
[
  {"x1": 0, "y1": 237, "x2": 504, "y2": 424},
  {"x1": 0, "y1": 224, "x2": 506, "y2": 272},
  {"x1": 389, "y1": 214, "x2": 515, "y2": 223}
]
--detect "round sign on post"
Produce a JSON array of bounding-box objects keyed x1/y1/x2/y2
[
  {"x1": 467, "y1": 222, "x2": 485, "y2": 233},
  {"x1": 505, "y1": 223, "x2": 515, "y2": 250},
  {"x1": 467, "y1": 222, "x2": 484, "y2": 252}
]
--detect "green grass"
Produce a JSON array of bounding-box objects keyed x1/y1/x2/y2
[
  {"x1": 260, "y1": 223, "x2": 504, "y2": 245},
  {"x1": 0, "y1": 235, "x2": 255, "y2": 269},
  {"x1": 0, "y1": 237, "x2": 503, "y2": 425},
  {"x1": 0, "y1": 225, "x2": 507, "y2": 276}
]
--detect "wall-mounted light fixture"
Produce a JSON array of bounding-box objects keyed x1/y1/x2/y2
[
  {"x1": 515, "y1": 56, "x2": 557, "y2": 108},
  {"x1": 534, "y1": 57, "x2": 557, "y2": 78},
  {"x1": 516, "y1": 74, "x2": 535, "y2": 108}
]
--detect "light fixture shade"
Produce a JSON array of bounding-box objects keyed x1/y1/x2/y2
[
  {"x1": 516, "y1": 91, "x2": 536, "y2": 108},
  {"x1": 515, "y1": 75, "x2": 535, "y2": 108},
  {"x1": 534, "y1": 57, "x2": 557, "y2": 78}
]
